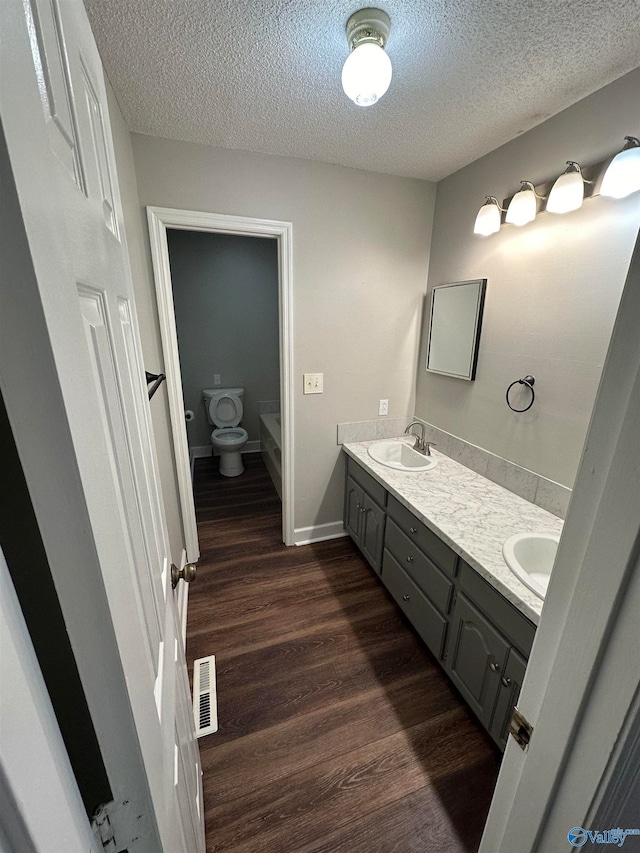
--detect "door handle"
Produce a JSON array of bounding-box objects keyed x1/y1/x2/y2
[{"x1": 171, "y1": 562, "x2": 197, "y2": 589}]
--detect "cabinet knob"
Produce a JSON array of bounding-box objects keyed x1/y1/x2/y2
[
  {"x1": 410, "y1": 527, "x2": 418, "y2": 534},
  {"x1": 489, "y1": 662, "x2": 500, "y2": 673},
  {"x1": 501, "y1": 676, "x2": 512, "y2": 687},
  {"x1": 402, "y1": 594, "x2": 410, "y2": 601},
  {"x1": 406, "y1": 555, "x2": 414, "y2": 563},
  {"x1": 356, "y1": 502, "x2": 361, "y2": 509}
]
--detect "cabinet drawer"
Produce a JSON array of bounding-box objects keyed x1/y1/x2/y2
[
  {"x1": 458, "y1": 561, "x2": 535, "y2": 658},
  {"x1": 381, "y1": 550, "x2": 448, "y2": 659},
  {"x1": 387, "y1": 495, "x2": 457, "y2": 577},
  {"x1": 385, "y1": 519, "x2": 453, "y2": 614},
  {"x1": 347, "y1": 458, "x2": 387, "y2": 508}
]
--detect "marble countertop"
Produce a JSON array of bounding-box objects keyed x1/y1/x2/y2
[{"x1": 343, "y1": 438, "x2": 564, "y2": 624}]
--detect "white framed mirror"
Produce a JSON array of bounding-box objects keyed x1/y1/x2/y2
[{"x1": 426, "y1": 279, "x2": 487, "y2": 380}]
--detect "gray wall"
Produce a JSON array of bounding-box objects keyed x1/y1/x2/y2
[
  {"x1": 129, "y1": 137, "x2": 436, "y2": 534},
  {"x1": 168, "y1": 230, "x2": 279, "y2": 447},
  {"x1": 416, "y1": 68, "x2": 640, "y2": 489}
]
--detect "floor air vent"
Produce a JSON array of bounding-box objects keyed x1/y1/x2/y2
[{"x1": 193, "y1": 655, "x2": 218, "y2": 738}]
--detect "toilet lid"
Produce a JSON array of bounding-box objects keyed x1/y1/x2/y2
[{"x1": 210, "y1": 393, "x2": 243, "y2": 427}]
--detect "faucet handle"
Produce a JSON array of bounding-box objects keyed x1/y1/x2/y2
[{"x1": 424, "y1": 441, "x2": 436, "y2": 456}]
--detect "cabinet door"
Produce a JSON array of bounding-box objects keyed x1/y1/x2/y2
[
  {"x1": 345, "y1": 476, "x2": 364, "y2": 546},
  {"x1": 446, "y1": 592, "x2": 509, "y2": 728},
  {"x1": 488, "y1": 647, "x2": 527, "y2": 751},
  {"x1": 360, "y1": 491, "x2": 386, "y2": 572}
]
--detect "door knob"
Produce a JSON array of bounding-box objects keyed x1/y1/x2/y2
[{"x1": 171, "y1": 562, "x2": 197, "y2": 589}]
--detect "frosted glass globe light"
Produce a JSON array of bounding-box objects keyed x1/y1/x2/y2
[
  {"x1": 600, "y1": 137, "x2": 640, "y2": 199},
  {"x1": 342, "y1": 42, "x2": 392, "y2": 107},
  {"x1": 506, "y1": 182, "x2": 538, "y2": 227},
  {"x1": 474, "y1": 197, "x2": 502, "y2": 236},
  {"x1": 547, "y1": 163, "x2": 585, "y2": 214}
]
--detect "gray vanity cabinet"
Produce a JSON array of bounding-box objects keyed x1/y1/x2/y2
[
  {"x1": 344, "y1": 462, "x2": 387, "y2": 572},
  {"x1": 343, "y1": 453, "x2": 537, "y2": 751},
  {"x1": 446, "y1": 560, "x2": 535, "y2": 747},
  {"x1": 446, "y1": 592, "x2": 510, "y2": 728}
]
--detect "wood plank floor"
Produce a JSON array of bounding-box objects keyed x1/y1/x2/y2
[{"x1": 186, "y1": 454, "x2": 500, "y2": 853}]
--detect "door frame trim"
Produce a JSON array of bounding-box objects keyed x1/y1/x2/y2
[{"x1": 146, "y1": 206, "x2": 295, "y2": 548}]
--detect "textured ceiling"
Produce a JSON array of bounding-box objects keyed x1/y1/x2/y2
[{"x1": 84, "y1": 0, "x2": 640, "y2": 181}]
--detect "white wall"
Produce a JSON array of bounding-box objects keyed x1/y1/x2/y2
[
  {"x1": 130, "y1": 137, "x2": 437, "y2": 534},
  {"x1": 415, "y1": 68, "x2": 640, "y2": 488},
  {"x1": 168, "y1": 230, "x2": 280, "y2": 448}
]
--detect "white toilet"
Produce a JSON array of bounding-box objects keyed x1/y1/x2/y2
[{"x1": 202, "y1": 388, "x2": 248, "y2": 477}]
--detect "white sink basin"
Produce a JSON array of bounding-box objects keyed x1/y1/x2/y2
[
  {"x1": 502, "y1": 533, "x2": 560, "y2": 600},
  {"x1": 367, "y1": 439, "x2": 438, "y2": 472}
]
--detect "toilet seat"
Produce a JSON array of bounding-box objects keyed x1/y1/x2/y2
[
  {"x1": 211, "y1": 427, "x2": 247, "y2": 445},
  {"x1": 209, "y1": 393, "x2": 243, "y2": 428}
]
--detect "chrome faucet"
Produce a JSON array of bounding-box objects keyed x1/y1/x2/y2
[{"x1": 404, "y1": 421, "x2": 435, "y2": 456}]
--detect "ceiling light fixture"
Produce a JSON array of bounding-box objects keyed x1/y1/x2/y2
[
  {"x1": 341, "y1": 8, "x2": 392, "y2": 107},
  {"x1": 473, "y1": 196, "x2": 505, "y2": 236},
  {"x1": 546, "y1": 161, "x2": 587, "y2": 214},
  {"x1": 600, "y1": 136, "x2": 640, "y2": 199},
  {"x1": 506, "y1": 181, "x2": 542, "y2": 227}
]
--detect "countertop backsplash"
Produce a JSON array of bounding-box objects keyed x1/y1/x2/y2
[{"x1": 338, "y1": 417, "x2": 571, "y2": 520}]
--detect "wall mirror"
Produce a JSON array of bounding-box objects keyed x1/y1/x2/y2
[{"x1": 426, "y1": 279, "x2": 487, "y2": 380}]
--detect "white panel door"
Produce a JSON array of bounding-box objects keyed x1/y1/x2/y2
[{"x1": 0, "y1": 1, "x2": 203, "y2": 850}]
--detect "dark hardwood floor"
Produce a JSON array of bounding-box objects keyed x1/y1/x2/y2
[{"x1": 186, "y1": 454, "x2": 500, "y2": 853}]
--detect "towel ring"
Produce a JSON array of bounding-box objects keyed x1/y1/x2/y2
[{"x1": 506, "y1": 375, "x2": 535, "y2": 413}]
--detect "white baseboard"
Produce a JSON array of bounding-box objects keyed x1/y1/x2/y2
[{"x1": 294, "y1": 521, "x2": 347, "y2": 546}]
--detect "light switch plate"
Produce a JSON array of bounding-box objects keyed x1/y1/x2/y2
[
  {"x1": 214, "y1": 374, "x2": 221, "y2": 386},
  {"x1": 303, "y1": 373, "x2": 323, "y2": 394}
]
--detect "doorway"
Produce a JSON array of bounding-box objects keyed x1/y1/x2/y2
[
  {"x1": 147, "y1": 208, "x2": 295, "y2": 557},
  {"x1": 168, "y1": 228, "x2": 281, "y2": 496}
]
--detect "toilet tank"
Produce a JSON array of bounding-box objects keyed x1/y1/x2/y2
[{"x1": 202, "y1": 388, "x2": 244, "y2": 425}]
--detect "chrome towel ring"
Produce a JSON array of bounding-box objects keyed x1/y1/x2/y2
[{"x1": 506, "y1": 375, "x2": 535, "y2": 412}]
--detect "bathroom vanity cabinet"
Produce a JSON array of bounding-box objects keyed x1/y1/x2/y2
[
  {"x1": 343, "y1": 454, "x2": 536, "y2": 751},
  {"x1": 344, "y1": 461, "x2": 387, "y2": 572}
]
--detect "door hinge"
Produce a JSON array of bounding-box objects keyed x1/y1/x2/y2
[
  {"x1": 92, "y1": 804, "x2": 118, "y2": 851},
  {"x1": 509, "y1": 706, "x2": 533, "y2": 750}
]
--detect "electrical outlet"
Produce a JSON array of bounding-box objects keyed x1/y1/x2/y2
[
  {"x1": 378, "y1": 399, "x2": 389, "y2": 416},
  {"x1": 214, "y1": 374, "x2": 221, "y2": 386},
  {"x1": 303, "y1": 373, "x2": 323, "y2": 394}
]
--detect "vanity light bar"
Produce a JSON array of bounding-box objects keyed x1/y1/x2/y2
[{"x1": 474, "y1": 135, "x2": 640, "y2": 236}]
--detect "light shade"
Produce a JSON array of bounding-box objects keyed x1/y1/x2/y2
[
  {"x1": 474, "y1": 197, "x2": 502, "y2": 236},
  {"x1": 506, "y1": 181, "x2": 538, "y2": 227},
  {"x1": 342, "y1": 42, "x2": 392, "y2": 106},
  {"x1": 546, "y1": 162, "x2": 584, "y2": 214},
  {"x1": 600, "y1": 137, "x2": 640, "y2": 199}
]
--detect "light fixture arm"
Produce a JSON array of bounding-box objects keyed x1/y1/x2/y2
[
  {"x1": 564, "y1": 161, "x2": 592, "y2": 184},
  {"x1": 519, "y1": 180, "x2": 546, "y2": 199},
  {"x1": 623, "y1": 135, "x2": 640, "y2": 150},
  {"x1": 484, "y1": 195, "x2": 506, "y2": 211}
]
